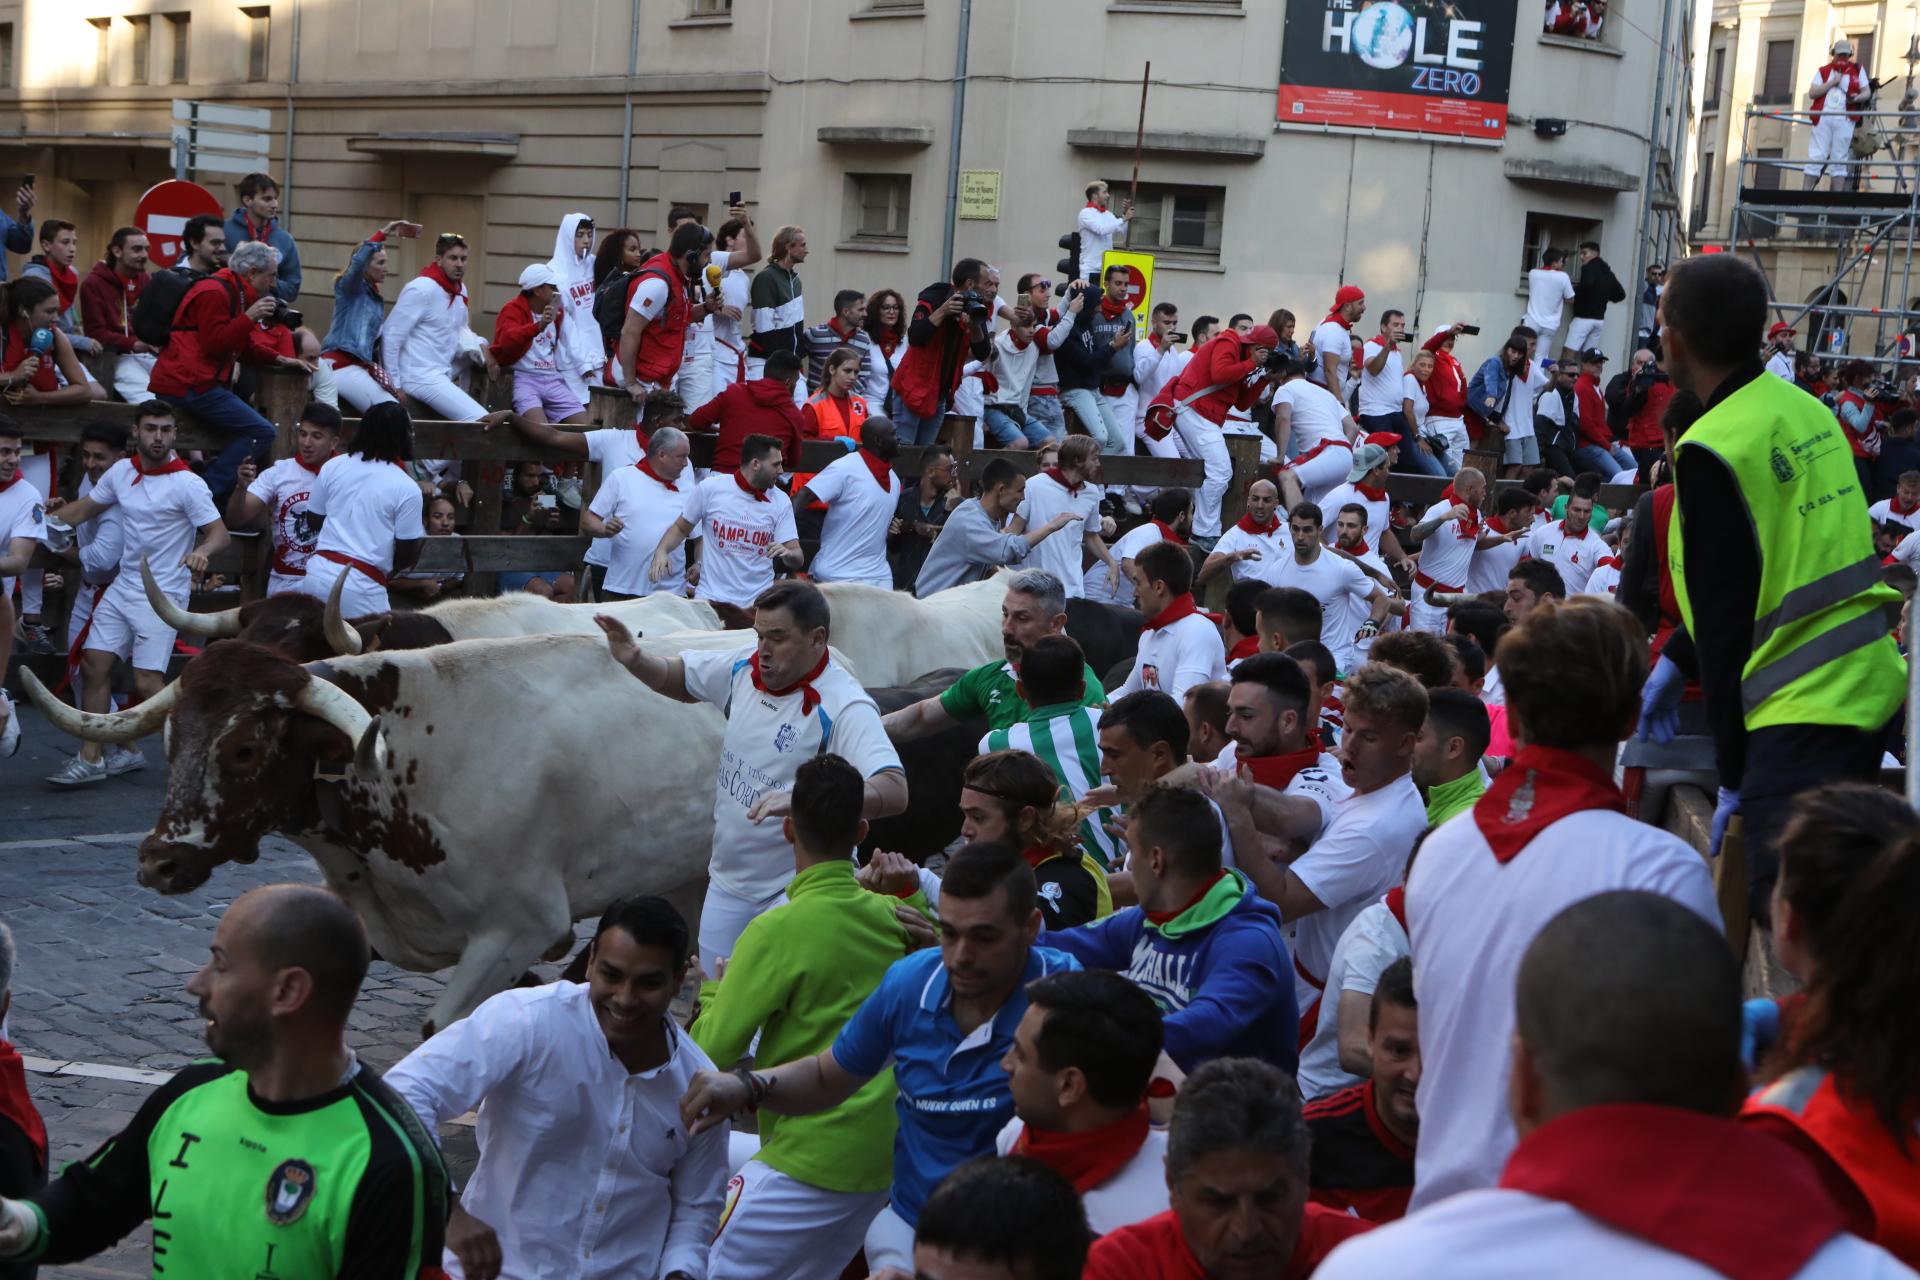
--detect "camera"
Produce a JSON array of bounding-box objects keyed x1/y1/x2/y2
[
  {"x1": 1170, "y1": 331, "x2": 1190, "y2": 345},
  {"x1": 1393, "y1": 333, "x2": 1413, "y2": 343},
  {"x1": 956, "y1": 289, "x2": 990, "y2": 319},
  {"x1": 269, "y1": 298, "x2": 303, "y2": 330}
]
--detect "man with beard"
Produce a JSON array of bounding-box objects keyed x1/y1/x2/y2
[
  {"x1": 793, "y1": 416, "x2": 902, "y2": 587},
  {"x1": 225, "y1": 401, "x2": 340, "y2": 598},
  {"x1": 1304, "y1": 956, "x2": 1420, "y2": 1222},
  {"x1": 0, "y1": 885, "x2": 447, "y2": 1276}
]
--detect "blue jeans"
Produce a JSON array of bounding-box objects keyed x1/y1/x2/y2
[
  {"x1": 1398, "y1": 438, "x2": 1451, "y2": 476},
  {"x1": 1058, "y1": 387, "x2": 1128, "y2": 452},
  {"x1": 162, "y1": 386, "x2": 275, "y2": 503},
  {"x1": 891, "y1": 397, "x2": 948, "y2": 447},
  {"x1": 1575, "y1": 442, "x2": 1637, "y2": 476},
  {"x1": 983, "y1": 405, "x2": 1053, "y2": 448},
  {"x1": 1027, "y1": 392, "x2": 1067, "y2": 442}
]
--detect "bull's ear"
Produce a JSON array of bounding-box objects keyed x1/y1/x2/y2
[
  {"x1": 354, "y1": 717, "x2": 388, "y2": 776},
  {"x1": 358, "y1": 616, "x2": 393, "y2": 652}
]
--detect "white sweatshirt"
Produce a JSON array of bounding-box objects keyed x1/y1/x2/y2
[{"x1": 381, "y1": 275, "x2": 488, "y2": 389}]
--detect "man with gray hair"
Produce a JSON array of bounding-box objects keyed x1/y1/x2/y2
[
  {"x1": 581, "y1": 424, "x2": 699, "y2": 599},
  {"x1": 149, "y1": 239, "x2": 316, "y2": 505},
  {"x1": 1083, "y1": 1057, "x2": 1374, "y2": 1279},
  {"x1": 914, "y1": 457, "x2": 1083, "y2": 598},
  {"x1": 0, "y1": 921, "x2": 48, "y2": 1273},
  {"x1": 887, "y1": 568, "x2": 1107, "y2": 741}
]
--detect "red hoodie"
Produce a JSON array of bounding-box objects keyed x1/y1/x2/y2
[
  {"x1": 149, "y1": 269, "x2": 282, "y2": 397},
  {"x1": 490, "y1": 293, "x2": 562, "y2": 370},
  {"x1": 80, "y1": 259, "x2": 148, "y2": 355},
  {"x1": 1156, "y1": 331, "x2": 1268, "y2": 426},
  {"x1": 687, "y1": 376, "x2": 806, "y2": 471},
  {"x1": 1422, "y1": 329, "x2": 1469, "y2": 419}
]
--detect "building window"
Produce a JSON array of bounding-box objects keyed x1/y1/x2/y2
[
  {"x1": 668, "y1": 200, "x2": 709, "y2": 231},
  {"x1": 845, "y1": 173, "x2": 911, "y2": 243},
  {"x1": 1519, "y1": 212, "x2": 1601, "y2": 289},
  {"x1": 242, "y1": 5, "x2": 270, "y2": 81},
  {"x1": 128, "y1": 15, "x2": 152, "y2": 85},
  {"x1": 1758, "y1": 39, "x2": 1796, "y2": 104},
  {"x1": 1704, "y1": 45, "x2": 1725, "y2": 109},
  {"x1": 1851, "y1": 32, "x2": 1875, "y2": 75},
  {"x1": 0, "y1": 24, "x2": 14, "y2": 90},
  {"x1": 1754, "y1": 146, "x2": 1784, "y2": 191},
  {"x1": 168, "y1": 13, "x2": 191, "y2": 82},
  {"x1": 90, "y1": 18, "x2": 110, "y2": 86},
  {"x1": 865, "y1": 0, "x2": 926, "y2": 7},
  {"x1": 1119, "y1": 182, "x2": 1225, "y2": 263},
  {"x1": 689, "y1": 0, "x2": 732, "y2": 15},
  {"x1": 1541, "y1": 0, "x2": 1604, "y2": 42},
  {"x1": 1696, "y1": 151, "x2": 1713, "y2": 220}
]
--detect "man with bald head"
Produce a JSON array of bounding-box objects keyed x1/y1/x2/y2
[
  {"x1": 0, "y1": 884, "x2": 448, "y2": 1276},
  {"x1": 1406, "y1": 468, "x2": 1517, "y2": 633}
]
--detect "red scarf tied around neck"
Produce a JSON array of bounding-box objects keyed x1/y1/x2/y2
[
  {"x1": 1354, "y1": 482, "x2": 1388, "y2": 502},
  {"x1": 0, "y1": 1044, "x2": 46, "y2": 1176},
  {"x1": 1141, "y1": 592, "x2": 1200, "y2": 633},
  {"x1": 1472, "y1": 744, "x2": 1625, "y2": 863},
  {"x1": 857, "y1": 448, "x2": 895, "y2": 491},
  {"x1": 639, "y1": 459, "x2": 678, "y2": 492},
  {"x1": 750, "y1": 649, "x2": 830, "y2": 716},
  {"x1": 44, "y1": 261, "x2": 78, "y2": 314},
  {"x1": 733, "y1": 471, "x2": 770, "y2": 503},
  {"x1": 1239, "y1": 747, "x2": 1322, "y2": 792},
  {"x1": 1151, "y1": 518, "x2": 1188, "y2": 547},
  {"x1": 1098, "y1": 296, "x2": 1129, "y2": 321},
  {"x1": 1012, "y1": 1105, "x2": 1152, "y2": 1193},
  {"x1": 420, "y1": 262, "x2": 465, "y2": 304},
  {"x1": 1043, "y1": 466, "x2": 1082, "y2": 497},
  {"x1": 1226, "y1": 634, "x2": 1261, "y2": 663},
  {"x1": 130, "y1": 454, "x2": 192, "y2": 485},
  {"x1": 1236, "y1": 510, "x2": 1278, "y2": 536}
]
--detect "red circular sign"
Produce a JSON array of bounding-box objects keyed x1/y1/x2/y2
[
  {"x1": 134, "y1": 180, "x2": 223, "y2": 270},
  {"x1": 1119, "y1": 266, "x2": 1148, "y2": 308}
]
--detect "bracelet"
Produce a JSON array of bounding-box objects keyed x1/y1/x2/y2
[{"x1": 732, "y1": 1065, "x2": 774, "y2": 1110}]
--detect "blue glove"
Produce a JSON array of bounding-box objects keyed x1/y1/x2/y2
[
  {"x1": 1637, "y1": 654, "x2": 1684, "y2": 744},
  {"x1": 1740, "y1": 997, "x2": 1781, "y2": 1070},
  {"x1": 837, "y1": 435, "x2": 860, "y2": 452},
  {"x1": 1711, "y1": 785, "x2": 1740, "y2": 854}
]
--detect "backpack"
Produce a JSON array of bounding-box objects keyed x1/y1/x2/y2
[
  {"x1": 592, "y1": 269, "x2": 641, "y2": 354},
  {"x1": 131, "y1": 266, "x2": 211, "y2": 348}
]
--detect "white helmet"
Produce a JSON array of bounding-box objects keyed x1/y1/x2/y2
[{"x1": 1832, "y1": 37, "x2": 1854, "y2": 57}]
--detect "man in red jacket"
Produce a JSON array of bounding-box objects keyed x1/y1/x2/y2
[
  {"x1": 685, "y1": 349, "x2": 806, "y2": 472},
  {"x1": 1150, "y1": 323, "x2": 1275, "y2": 544},
  {"x1": 891, "y1": 257, "x2": 995, "y2": 447},
  {"x1": 1419, "y1": 323, "x2": 1472, "y2": 471},
  {"x1": 1572, "y1": 349, "x2": 1636, "y2": 476},
  {"x1": 150, "y1": 238, "x2": 313, "y2": 504},
  {"x1": 80, "y1": 227, "x2": 156, "y2": 403}
]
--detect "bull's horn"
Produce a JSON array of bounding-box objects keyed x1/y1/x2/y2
[
  {"x1": 354, "y1": 716, "x2": 389, "y2": 776},
  {"x1": 1424, "y1": 588, "x2": 1478, "y2": 609},
  {"x1": 323, "y1": 572, "x2": 364, "y2": 656},
  {"x1": 292, "y1": 676, "x2": 373, "y2": 746},
  {"x1": 18, "y1": 668, "x2": 177, "y2": 743},
  {"x1": 142, "y1": 555, "x2": 241, "y2": 638}
]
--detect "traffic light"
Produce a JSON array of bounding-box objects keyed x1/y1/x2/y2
[{"x1": 1055, "y1": 232, "x2": 1081, "y2": 295}]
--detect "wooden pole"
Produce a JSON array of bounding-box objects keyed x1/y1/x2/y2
[{"x1": 1130, "y1": 62, "x2": 1151, "y2": 211}]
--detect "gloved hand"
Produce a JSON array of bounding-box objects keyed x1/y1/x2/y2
[
  {"x1": 837, "y1": 435, "x2": 860, "y2": 452},
  {"x1": 1637, "y1": 654, "x2": 1684, "y2": 744},
  {"x1": 0, "y1": 1197, "x2": 39, "y2": 1257},
  {"x1": 1712, "y1": 786, "x2": 1741, "y2": 854},
  {"x1": 1740, "y1": 997, "x2": 1782, "y2": 1071}
]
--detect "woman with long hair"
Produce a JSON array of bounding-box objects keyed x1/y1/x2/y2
[
  {"x1": 319, "y1": 220, "x2": 413, "y2": 411},
  {"x1": 1, "y1": 276, "x2": 93, "y2": 406},
  {"x1": 1743, "y1": 782, "x2": 1920, "y2": 1266},
  {"x1": 958, "y1": 750, "x2": 1111, "y2": 929},
  {"x1": 862, "y1": 288, "x2": 907, "y2": 415}
]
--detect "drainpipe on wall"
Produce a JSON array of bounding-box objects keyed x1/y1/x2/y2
[
  {"x1": 618, "y1": 0, "x2": 642, "y2": 228},
  {"x1": 940, "y1": 0, "x2": 974, "y2": 270},
  {"x1": 1628, "y1": 0, "x2": 1680, "y2": 362},
  {"x1": 282, "y1": 0, "x2": 300, "y2": 214}
]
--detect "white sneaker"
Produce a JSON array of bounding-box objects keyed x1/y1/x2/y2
[
  {"x1": 45, "y1": 754, "x2": 109, "y2": 788},
  {"x1": 104, "y1": 745, "x2": 147, "y2": 776},
  {"x1": 0, "y1": 691, "x2": 18, "y2": 759}
]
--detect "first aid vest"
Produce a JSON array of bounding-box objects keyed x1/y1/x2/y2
[
  {"x1": 1669, "y1": 372, "x2": 1904, "y2": 732},
  {"x1": 794, "y1": 390, "x2": 869, "y2": 510}
]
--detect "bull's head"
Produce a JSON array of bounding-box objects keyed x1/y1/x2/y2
[{"x1": 19, "y1": 640, "x2": 381, "y2": 894}]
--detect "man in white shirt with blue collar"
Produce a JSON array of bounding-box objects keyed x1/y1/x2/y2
[
  {"x1": 385, "y1": 896, "x2": 729, "y2": 1280},
  {"x1": 598, "y1": 580, "x2": 907, "y2": 975}
]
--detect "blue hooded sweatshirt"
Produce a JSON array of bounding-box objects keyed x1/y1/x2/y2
[{"x1": 1041, "y1": 869, "x2": 1300, "y2": 1073}]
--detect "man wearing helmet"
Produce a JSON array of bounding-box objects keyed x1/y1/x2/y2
[{"x1": 1805, "y1": 38, "x2": 1874, "y2": 190}]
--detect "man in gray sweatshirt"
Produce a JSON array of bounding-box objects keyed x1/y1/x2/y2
[{"x1": 915, "y1": 457, "x2": 1083, "y2": 597}]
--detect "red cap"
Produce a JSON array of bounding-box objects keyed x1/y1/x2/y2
[
  {"x1": 1363, "y1": 432, "x2": 1402, "y2": 448},
  {"x1": 1333, "y1": 285, "x2": 1366, "y2": 308},
  {"x1": 1247, "y1": 324, "x2": 1280, "y2": 348},
  {"x1": 1768, "y1": 321, "x2": 1797, "y2": 338}
]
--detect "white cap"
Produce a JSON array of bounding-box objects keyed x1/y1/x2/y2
[
  {"x1": 518, "y1": 263, "x2": 558, "y2": 291},
  {"x1": 1831, "y1": 36, "x2": 1854, "y2": 56},
  {"x1": 1430, "y1": 323, "x2": 1455, "y2": 340}
]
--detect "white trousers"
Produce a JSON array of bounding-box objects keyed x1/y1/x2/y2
[
  {"x1": 698, "y1": 880, "x2": 787, "y2": 978},
  {"x1": 307, "y1": 357, "x2": 339, "y2": 409},
  {"x1": 1171, "y1": 405, "x2": 1232, "y2": 539},
  {"x1": 1564, "y1": 318, "x2": 1604, "y2": 355},
  {"x1": 1285, "y1": 441, "x2": 1354, "y2": 508},
  {"x1": 300, "y1": 556, "x2": 392, "y2": 619},
  {"x1": 399, "y1": 374, "x2": 488, "y2": 422},
  {"x1": 333, "y1": 364, "x2": 398, "y2": 412},
  {"x1": 1805, "y1": 114, "x2": 1855, "y2": 179},
  {"x1": 708, "y1": 1159, "x2": 889, "y2": 1280},
  {"x1": 714, "y1": 338, "x2": 747, "y2": 393},
  {"x1": 113, "y1": 351, "x2": 156, "y2": 403},
  {"x1": 1407, "y1": 593, "x2": 1451, "y2": 634}
]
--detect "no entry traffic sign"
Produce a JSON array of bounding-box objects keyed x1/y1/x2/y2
[{"x1": 134, "y1": 179, "x2": 223, "y2": 270}]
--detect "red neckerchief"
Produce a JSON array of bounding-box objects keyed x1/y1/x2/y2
[
  {"x1": 829, "y1": 316, "x2": 857, "y2": 341},
  {"x1": 1141, "y1": 592, "x2": 1200, "y2": 633},
  {"x1": 1323, "y1": 310, "x2": 1354, "y2": 330},
  {"x1": 639, "y1": 459, "x2": 679, "y2": 492},
  {"x1": 876, "y1": 329, "x2": 900, "y2": 356},
  {"x1": 1098, "y1": 296, "x2": 1129, "y2": 320},
  {"x1": 1892, "y1": 496, "x2": 1920, "y2": 516},
  {"x1": 44, "y1": 259, "x2": 78, "y2": 313},
  {"x1": 1227, "y1": 634, "x2": 1261, "y2": 663},
  {"x1": 241, "y1": 210, "x2": 274, "y2": 244},
  {"x1": 749, "y1": 648, "x2": 830, "y2": 716},
  {"x1": 1011, "y1": 1105, "x2": 1152, "y2": 1193},
  {"x1": 1042, "y1": 466, "x2": 1083, "y2": 497},
  {"x1": 1595, "y1": 555, "x2": 1621, "y2": 570},
  {"x1": 1236, "y1": 511, "x2": 1279, "y2": 536},
  {"x1": 1144, "y1": 868, "x2": 1228, "y2": 925},
  {"x1": 130, "y1": 454, "x2": 192, "y2": 485},
  {"x1": 0, "y1": 1042, "x2": 47, "y2": 1176},
  {"x1": 1473, "y1": 744, "x2": 1625, "y2": 863},
  {"x1": 1486, "y1": 515, "x2": 1510, "y2": 535},
  {"x1": 1354, "y1": 482, "x2": 1387, "y2": 502},
  {"x1": 1085, "y1": 202, "x2": 1103, "y2": 210},
  {"x1": 295, "y1": 452, "x2": 331, "y2": 475},
  {"x1": 1500, "y1": 1104, "x2": 1846, "y2": 1280},
  {"x1": 1383, "y1": 885, "x2": 1408, "y2": 934},
  {"x1": 4, "y1": 326, "x2": 56, "y2": 392},
  {"x1": 857, "y1": 448, "x2": 895, "y2": 491},
  {"x1": 0, "y1": 472, "x2": 18, "y2": 492},
  {"x1": 1239, "y1": 747, "x2": 1321, "y2": 791},
  {"x1": 1020, "y1": 844, "x2": 1067, "y2": 872},
  {"x1": 1438, "y1": 484, "x2": 1483, "y2": 538},
  {"x1": 420, "y1": 262, "x2": 465, "y2": 304},
  {"x1": 1343, "y1": 537, "x2": 1371, "y2": 556},
  {"x1": 733, "y1": 471, "x2": 770, "y2": 502},
  {"x1": 1151, "y1": 518, "x2": 1188, "y2": 547}
]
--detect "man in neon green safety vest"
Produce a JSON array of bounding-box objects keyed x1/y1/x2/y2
[{"x1": 1639, "y1": 255, "x2": 1904, "y2": 920}]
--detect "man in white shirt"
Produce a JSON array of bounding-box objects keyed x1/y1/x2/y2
[
  {"x1": 1117, "y1": 539, "x2": 1226, "y2": 705},
  {"x1": 1272, "y1": 367, "x2": 1359, "y2": 510},
  {"x1": 652, "y1": 433, "x2": 802, "y2": 611},
  {"x1": 298, "y1": 403, "x2": 428, "y2": 620},
  {"x1": 1294, "y1": 893, "x2": 1409, "y2": 1101},
  {"x1": 386, "y1": 896, "x2": 729, "y2": 1280},
  {"x1": 39, "y1": 403, "x2": 227, "y2": 788},
  {"x1": 1310, "y1": 286, "x2": 1367, "y2": 404},
  {"x1": 1009, "y1": 435, "x2": 1115, "y2": 599},
  {"x1": 1404, "y1": 600, "x2": 1718, "y2": 1211},
  {"x1": 1869, "y1": 469, "x2": 1920, "y2": 537},
  {"x1": 1132, "y1": 306, "x2": 1190, "y2": 439},
  {"x1": 1076, "y1": 181, "x2": 1132, "y2": 282},
  {"x1": 1524, "y1": 249, "x2": 1577, "y2": 353},
  {"x1": 1323, "y1": 894, "x2": 1900, "y2": 1280},
  {"x1": 996, "y1": 970, "x2": 1170, "y2": 1237},
  {"x1": 1317, "y1": 442, "x2": 1408, "y2": 572},
  {"x1": 378, "y1": 234, "x2": 506, "y2": 427},
  {"x1": 598, "y1": 580, "x2": 907, "y2": 973},
  {"x1": 1522, "y1": 492, "x2": 1605, "y2": 595},
  {"x1": 1465, "y1": 488, "x2": 1539, "y2": 595},
  {"x1": 1198, "y1": 478, "x2": 1286, "y2": 589},
  {"x1": 0, "y1": 421, "x2": 49, "y2": 757},
  {"x1": 1765, "y1": 321, "x2": 1798, "y2": 382},
  {"x1": 1405, "y1": 469, "x2": 1514, "y2": 632},
  {"x1": 1085, "y1": 487, "x2": 1190, "y2": 606},
  {"x1": 42, "y1": 424, "x2": 133, "y2": 762},
  {"x1": 1356, "y1": 310, "x2": 1409, "y2": 441},
  {"x1": 582, "y1": 426, "x2": 698, "y2": 599},
  {"x1": 1204, "y1": 651, "x2": 1351, "y2": 875},
  {"x1": 710, "y1": 215, "x2": 758, "y2": 395},
  {"x1": 1271, "y1": 503, "x2": 1389, "y2": 674},
  {"x1": 225, "y1": 401, "x2": 340, "y2": 598},
  {"x1": 794, "y1": 417, "x2": 901, "y2": 588}
]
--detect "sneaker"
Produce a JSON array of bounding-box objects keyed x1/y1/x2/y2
[
  {"x1": 0, "y1": 691, "x2": 18, "y2": 759},
  {"x1": 45, "y1": 754, "x2": 109, "y2": 788},
  {"x1": 20, "y1": 624, "x2": 54, "y2": 656},
  {"x1": 104, "y1": 744, "x2": 147, "y2": 776}
]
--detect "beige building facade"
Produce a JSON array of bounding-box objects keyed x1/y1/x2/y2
[{"x1": 0, "y1": 0, "x2": 1686, "y2": 365}]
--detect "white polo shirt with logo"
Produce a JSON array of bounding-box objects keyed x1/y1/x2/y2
[
  {"x1": 803, "y1": 450, "x2": 900, "y2": 588},
  {"x1": 1524, "y1": 519, "x2": 1606, "y2": 595},
  {"x1": 1116, "y1": 610, "x2": 1226, "y2": 705},
  {"x1": 682, "y1": 473, "x2": 798, "y2": 609},
  {"x1": 589, "y1": 463, "x2": 697, "y2": 597},
  {"x1": 1208, "y1": 521, "x2": 1288, "y2": 586},
  {"x1": 1414, "y1": 500, "x2": 1479, "y2": 593}
]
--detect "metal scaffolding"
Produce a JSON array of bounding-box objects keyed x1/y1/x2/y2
[{"x1": 1727, "y1": 105, "x2": 1920, "y2": 366}]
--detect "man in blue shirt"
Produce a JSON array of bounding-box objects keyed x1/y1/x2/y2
[
  {"x1": 224, "y1": 171, "x2": 301, "y2": 302},
  {"x1": 679, "y1": 842, "x2": 1080, "y2": 1275}
]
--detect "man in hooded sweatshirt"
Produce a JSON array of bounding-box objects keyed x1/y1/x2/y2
[
  {"x1": 684, "y1": 349, "x2": 807, "y2": 472},
  {"x1": 1039, "y1": 782, "x2": 1301, "y2": 1074},
  {"x1": 547, "y1": 211, "x2": 604, "y2": 407}
]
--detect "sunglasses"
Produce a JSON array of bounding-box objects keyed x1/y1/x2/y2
[{"x1": 1032, "y1": 279, "x2": 1053, "y2": 291}]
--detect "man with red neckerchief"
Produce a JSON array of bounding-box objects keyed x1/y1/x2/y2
[
  {"x1": 1310, "y1": 286, "x2": 1367, "y2": 405},
  {"x1": 650, "y1": 432, "x2": 802, "y2": 610},
  {"x1": 1089, "y1": 487, "x2": 1193, "y2": 606},
  {"x1": 1116, "y1": 540, "x2": 1226, "y2": 705},
  {"x1": 793, "y1": 416, "x2": 902, "y2": 588},
  {"x1": 582, "y1": 427, "x2": 698, "y2": 600},
  {"x1": 1403, "y1": 599, "x2": 1717, "y2": 1210},
  {"x1": 1406, "y1": 468, "x2": 1517, "y2": 633},
  {"x1": 1316, "y1": 440, "x2": 1408, "y2": 571},
  {"x1": 1010, "y1": 434, "x2": 1115, "y2": 599},
  {"x1": 995, "y1": 970, "x2": 1171, "y2": 1237},
  {"x1": 1321, "y1": 890, "x2": 1898, "y2": 1279},
  {"x1": 1199, "y1": 479, "x2": 1285, "y2": 591},
  {"x1": 1805, "y1": 37, "x2": 1873, "y2": 191},
  {"x1": 1305, "y1": 954, "x2": 1418, "y2": 1223},
  {"x1": 1464, "y1": 488, "x2": 1539, "y2": 596},
  {"x1": 224, "y1": 401, "x2": 339, "y2": 598},
  {"x1": 597, "y1": 579, "x2": 906, "y2": 976},
  {"x1": 1868, "y1": 469, "x2": 1920, "y2": 538}
]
